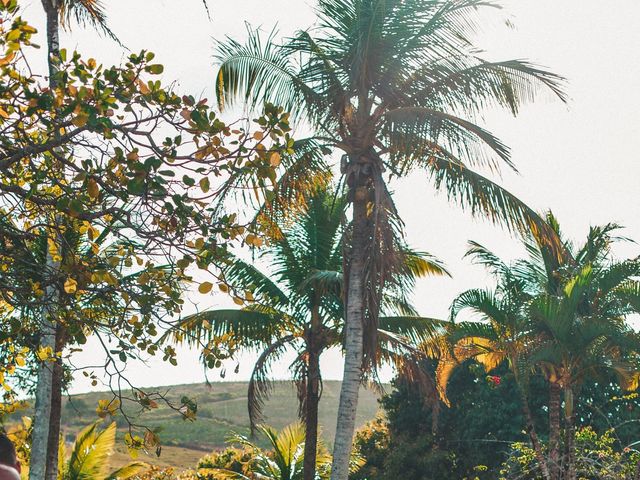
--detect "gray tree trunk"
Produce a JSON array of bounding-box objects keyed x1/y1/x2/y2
[
  {"x1": 330, "y1": 185, "x2": 367, "y2": 480},
  {"x1": 30, "y1": 2, "x2": 62, "y2": 479},
  {"x1": 302, "y1": 342, "x2": 321, "y2": 480},
  {"x1": 519, "y1": 389, "x2": 551, "y2": 480},
  {"x1": 548, "y1": 382, "x2": 562, "y2": 480}
]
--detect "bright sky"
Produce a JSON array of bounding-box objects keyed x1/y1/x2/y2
[{"x1": 19, "y1": 0, "x2": 640, "y2": 393}]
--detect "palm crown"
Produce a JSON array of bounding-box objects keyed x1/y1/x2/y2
[
  {"x1": 216, "y1": 0, "x2": 566, "y2": 235},
  {"x1": 166, "y1": 187, "x2": 446, "y2": 429}
]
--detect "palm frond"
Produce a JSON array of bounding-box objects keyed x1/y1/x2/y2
[
  {"x1": 215, "y1": 26, "x2": 320, "y2": 119},
  {"x1": 163, "y1": 309, "x2": 284, "y2": 348},
  {"x1": 379, "y1": 316, "x2": 447, "y2": 346},
  {"x1": 106, "y1": 462, "x2": 150, "y2": 480},
  {"x1": 66, "y1": 421, "x2": 116, "y2": 480},
  {"x1": 59, "y1": 0, "x2": 119, "y2": 42},
  {"x1": 248, "y1": 335, "x2": 297, "y2": 433}
]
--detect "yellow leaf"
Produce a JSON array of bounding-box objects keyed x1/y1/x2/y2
[
  {"x1": 71, "y1": 113, "x2": 89, "y2": 128},
  {"x1": 136, "y1": 79, "x2": 151, "y2": 95},
  {"x1": 233, "y1": 296, "x2": 244, "y2": 306},
  {"x1": 269, "y1": 151, "x2": 281, "y2": 167},
  {"x1": 15, "y1": 356, "x2": 25, "y2": 367},
  {"x1": 198, "y1": 282, "x2": 213, "y2": 294},
  {"x1": 63, "y1": 278, "x2": 78, "y2": 294},
  {"x1": 87, "y1": 178, "x2": 99, "y2": 199},
  {"x1": 218, "y1": 283, "x2": 229, "y2": 293},
  {"x1": 199, "y1": 177, "x2": 210, "y2": 193},
  {"x1": 253, "y1": 131, "x2": 264, "y2": 141},
  {"x1": 0, "y1": 51, "x2": 15, "y2": 66}
]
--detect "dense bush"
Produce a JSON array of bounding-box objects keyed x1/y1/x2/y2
[
  {"x1": 499, "y1": 427, "x2": 640, "y2": 480},
  {"x1": 196, "y1": 446, "x2": 253, "y2": 479},
  {"x1": 354, "y1": 361, "x2": 640, "y2": 479}
]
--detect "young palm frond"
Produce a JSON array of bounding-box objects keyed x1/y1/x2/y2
[{"x1": 61, "y1": 421, "x2": 147, "y2": 480}]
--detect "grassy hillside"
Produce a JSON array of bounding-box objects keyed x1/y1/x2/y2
[{"x1": 56, "y1": 380, "x2": 384, "y2": 469}]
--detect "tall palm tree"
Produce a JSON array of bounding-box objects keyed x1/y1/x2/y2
[
  {"x1": 213, "y1": 2, "x2": 566, "y2": 476},
  {"x1": 165, "y1": 187, "x2": 447, "y2": 480},
  {"x1": 32, "y1": 2, "x2": 115, "y2": 478}
]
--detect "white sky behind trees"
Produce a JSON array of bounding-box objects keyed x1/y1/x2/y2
[{"x1": 19, "y1": 0, "x2": 640, "y2": 393}]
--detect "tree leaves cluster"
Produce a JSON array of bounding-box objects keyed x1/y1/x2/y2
[{"x1": 0, "y1": 0, "x2": 293, "y2": 453}]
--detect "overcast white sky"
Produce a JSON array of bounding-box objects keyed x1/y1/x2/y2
[{"x1": 19, "y1": 1, "x2": 640, "y2": 393}]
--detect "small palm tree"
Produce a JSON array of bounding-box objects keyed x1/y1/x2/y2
[
  {"x1": 213, "y1": 2, "x2": 567, "y2": 476},
  {"x1": 166, "y1": 187, "x2": 446, "y2": 479},
  {"x1": 442, "y1": 218, "x2": 640, "y2": 480},
  {"x1": 198, "y1": 422, "x2": 361, "y2": 480},
  {"x1": 437, "y1": 241, "x2": 551, "y2": 478},
  {"x1": 58, "y1": 421, "x2": 148, "y2": 480}
]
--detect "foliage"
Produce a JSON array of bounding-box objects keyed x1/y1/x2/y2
[
  {"x1": 354, "y1": 362, "x2": 550, "y2": 480},
  {"x1": 196, "y1": 422, "x2": 360, "y2": 480},
  {"x1": 59, "y1": 421, "x2": 148, "y2": 480},
  {"x1": 0, "y1": 0, "x2": 292, "y2": 451},
  {"x1": 437, "y1": 216, "x2": 640, "y2": 478},
  {"x1": 131, "y1": 467, "x2": 197, "y2": 480},
  {"x1": 3, "y1": 418, "x2": 147, "y2": 479},
  {"x1": 196, "y1": 447, "x2": 254, "y2": 479},
  {"x1": 166, "y1": 186, "x2": 446, "y2": 430},
  {"x1": 499, "y1": 427, "x2": 640, "y2": 480}
]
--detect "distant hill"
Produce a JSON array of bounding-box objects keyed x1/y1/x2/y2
[{"x1": 55, "y1": 380, "x2": 385, "y2": 469}]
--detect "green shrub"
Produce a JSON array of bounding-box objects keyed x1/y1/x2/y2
[
  {"x1": 499, "y1": 427, "x2": 640, "y2": 480},
  {"x1": 196, "y1": 446, "x2": 253, "y2": 479}
]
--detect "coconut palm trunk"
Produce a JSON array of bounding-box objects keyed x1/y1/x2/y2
[
  {"x1": 31, "y1": 2, "x2": 64, "y2": 478},
  {"x1": 548, "y1": 382, "x2": 562, "y2": 480},
  {"x1": 331, "y1": 179, "x2": 369, "y2": 480}
]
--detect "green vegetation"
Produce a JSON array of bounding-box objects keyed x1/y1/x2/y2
[
  {"x1": 214, "y1": 0, "x2": 567, "y2": 471},
  {"x1": 165, "y1": 186, "x2": 445, "y2": 479},
  {"x1": 0, "y1": 0, "x2": 638, "y2": 479},
  {"x1": 58, "y1": 381, "x2": 382, "y2": 466}
]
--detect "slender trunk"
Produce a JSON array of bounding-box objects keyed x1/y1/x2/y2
[
  {"x1": 520, "y1": 391, "x2": 551, "y2": 480},
  {"x1": 330, "y1": 185, "x2": 368, "y2": 480},
  {"x1": 42, "y1": 0, "x2": 61, "y2": 82},
  {"x1": 30, "y1": 251, "x2": 58, "y2": 480},
  {"x1": 548, "y1": 382, "x2": 562, "y2": 480},
  {"x1": 31, "y1": 3, "x2": 62, "y2": 479},
  {"x1": 564, "y1": 388, "x2": 576, "y2": 480},
  {"x1": 44, "y1": 327, "x2": 64, "y2": 480},
  {"x1": 303, "y1": 342, "x2": 321, "y2": 480}
]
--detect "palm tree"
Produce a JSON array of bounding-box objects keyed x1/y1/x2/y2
[
  {"x1": 165, "y1": 187, "x2": 446, "y2": 480},
  {"x1": 438, "y1": 241, "x2": 551, "y2": 479},
  {"x1": 442, "y1": 219, "x2": 640, "y2": 480},
  {"x1": 198, "y1": 422, "x2": 362, "y2": 480},
  {"x1": 59, "y1": 421, "x2": 148, "y2": 480},
  {"x1": 32, "y1": 2, "x2": 115, "y2": 478},
  {"x1": 526, "y1": 231, "x2": 640, "y2": 480},
  {"x1": 213, "y1": 2, "x2": 566, "y2": 476}
]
